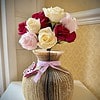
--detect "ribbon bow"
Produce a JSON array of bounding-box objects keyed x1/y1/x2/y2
[
  {"x1": 33, "y1": 61, "x2": 61, "y2": 83},
  {"x1": 23, "y1": 60, "x2": 68, "y2": 83}
]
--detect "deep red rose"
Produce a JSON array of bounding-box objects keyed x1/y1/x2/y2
[
  {"x1": 18, "y1": 21, "x2": 27, "y2": 35},
  {"x1": 32, "y1": 11, "x2": 50, "y2": 28},
  {"x1": 54, "y1": 24, "x2": 76, "y2": 43}
]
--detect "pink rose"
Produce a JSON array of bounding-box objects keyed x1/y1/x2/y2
[
  {"x1": 32, "y1": 11, "x2": 50, "y2": 28},
  {"x1": 19, "y1": 32, "x2": 37, "y2": 50},
  {"x1": 60, "y1": 13, "x2": 77, "y2": 33},
  {"x1": 18, "y1": 21, "x2": 27, "y2": 35},
  {"x1": 54, "y1": 24, "x2": 76, "y2": 43}
]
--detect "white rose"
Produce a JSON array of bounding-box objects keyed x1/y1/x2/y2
[
  {"x1": 26, "y1": 18, "x2": 40, "y2": 33},
  {"x1": 38, "y1": 27, "x2": 57, "y2": 49},
  {"x1": 43, "y1": 6, "x2": 65, "y2": 22}
]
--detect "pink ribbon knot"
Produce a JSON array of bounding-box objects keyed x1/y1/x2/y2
[
  {"x1": 23, "y1": 60, "x2": 68, "y2": 83},
  {"x1": 33, "y1": 61, "x2": 61, "y2": 83}
]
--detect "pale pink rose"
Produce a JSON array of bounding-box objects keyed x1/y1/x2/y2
[
  {"x1": 60, "y1": 13, "x2": 78, "y2": 33},
  {"x1": 19, "y1": 32, "x2": 37, "y2": 50}
]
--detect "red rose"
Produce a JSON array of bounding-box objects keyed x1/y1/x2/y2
[
  {"x1": 54, "y1": 24, "x2": 76, "y2": 43},
  {"x1": 32, "y1": 11, "x2": 50, "y2": 28},
  {"x1": 18, "y1": 21, "x2": 27, "y2": 35}
]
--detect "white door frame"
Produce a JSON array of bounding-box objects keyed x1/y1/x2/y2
[
  {"x1": 0, "y1": 0, "x2": 4, "y2": 95},
  {"x1": 1, "y1": 0, "x2": 17, "y2": 89}
]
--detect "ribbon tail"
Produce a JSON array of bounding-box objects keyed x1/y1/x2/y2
[
  {"x1": 33, "y1": 66, "x2": 48, "y2": 83},
  {"x1": 33, "y1": 71, "x2": 43, "y2": 83}
]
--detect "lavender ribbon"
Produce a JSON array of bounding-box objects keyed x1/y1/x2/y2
[
  {"x1": 33, "y1": 60, "x2": 68, "y2": 83},
  {"x1": 23, "y1": 60, "x2": 69, "y2": 83}
]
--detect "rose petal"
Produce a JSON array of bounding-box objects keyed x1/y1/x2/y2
[{"x1": 18, "y1": 21, "x2": 27, "y2": 35}]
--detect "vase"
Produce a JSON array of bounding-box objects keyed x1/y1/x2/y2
[{"x1": 22, "y1": 49, "x2": 74, "y2": 100}]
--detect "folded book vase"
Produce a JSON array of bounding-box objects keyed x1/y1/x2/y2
[{"x1": 22, "y1": 50, "x2": 74, "y2": 100}]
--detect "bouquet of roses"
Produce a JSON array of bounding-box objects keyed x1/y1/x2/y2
[{"x1": 18, "y1": 6, "x2": 77, "y2": 50}]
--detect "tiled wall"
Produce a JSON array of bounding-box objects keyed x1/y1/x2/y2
[{"x1": 53, "y1": 24, "x2": 100, "y2": 99}]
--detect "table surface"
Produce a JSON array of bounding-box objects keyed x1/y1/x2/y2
[{"x1": 0, "y1": 80, "x2": 98, "y2": 100}]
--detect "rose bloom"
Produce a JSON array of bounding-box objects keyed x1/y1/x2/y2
[
  {"x1": 32, "y1": 11, "x2": 50, "y2": 28},
  {"x1": 38, "y1": 27, "x2": 57, "y2": 49},
  {"x1": 54, "y1": 24, "x2": 76, "y2": 43},
  {"x1": 43, "y1": 6, "x2": 65, "y2": 22},
  {"x1": 18, "y1": 21, "x2": 27, "y2": 35},
  {"x1": 26, "y1": 18, "x2": 40, "y2": 33},
  {"x1": 60, "y1": 13, "x2": 77, "y2": 33},
  {"x1": 19, "y1": 32, "x2": 37, "y2": 50}
]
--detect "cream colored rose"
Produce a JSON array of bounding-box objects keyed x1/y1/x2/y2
[
  {"x1": 26, "y1": 18, "x2": 40, "y2": 33},
  {"x1": 43, "y1": 6, "x2": 65, "y2": 22},
  {"x1": 38, "y1": 27, "x2": 57, "y2": 49}
]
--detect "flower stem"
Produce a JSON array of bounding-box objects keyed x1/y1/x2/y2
[{"x1": 47, "y1": 48, "x2": 51, "y2": 61}]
